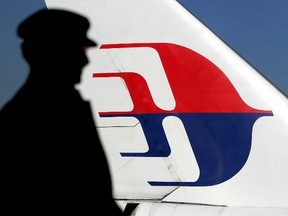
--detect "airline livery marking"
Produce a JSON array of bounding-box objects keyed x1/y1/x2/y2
[{"x1": 93, "y1": 43, "x2": 273, "y2": 186}]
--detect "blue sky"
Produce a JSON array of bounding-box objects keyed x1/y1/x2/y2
[{"x1": 1, "y1": 0, "x2": 287, "y2": 109}]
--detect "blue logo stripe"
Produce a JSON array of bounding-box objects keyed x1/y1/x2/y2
[{"x1": 101, "y1": 112, "x2": 272, "y2": 186}]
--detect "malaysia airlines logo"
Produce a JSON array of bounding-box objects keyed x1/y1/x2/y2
[{"x1": 93, "y1": 43, "x2": 273, "y2": 186}]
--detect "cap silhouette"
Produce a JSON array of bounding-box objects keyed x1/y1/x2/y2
[{"x1": 17, "y1": 8, "x2": 97, "y2": 47}]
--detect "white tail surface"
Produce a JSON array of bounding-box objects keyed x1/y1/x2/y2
[{"x1": 44, "y1": 0, "x2": 288, "y2": 214}]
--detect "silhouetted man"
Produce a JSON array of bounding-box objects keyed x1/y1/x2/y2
[{"x1": 0, "y1": 8, "x2": 123, "y2": 215}]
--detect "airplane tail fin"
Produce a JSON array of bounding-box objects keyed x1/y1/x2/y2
[{"x1": 44, "y1": 0, "x2": 288, "y2": 214}]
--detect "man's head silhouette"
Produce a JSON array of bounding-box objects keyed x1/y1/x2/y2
[{"x1": 17, "y1": 8, "x2": 97, "y2": 85}]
